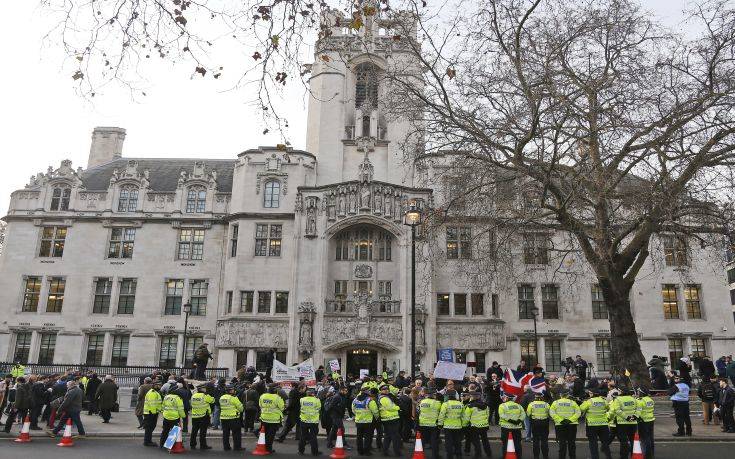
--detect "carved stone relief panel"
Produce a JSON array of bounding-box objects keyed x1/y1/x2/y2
[
  {"x1": 216, "y1": 320, "x2": 289, "y2": 348},
  {"x1": 436, "y1": 323, "x2": 506, "y2": 350}
]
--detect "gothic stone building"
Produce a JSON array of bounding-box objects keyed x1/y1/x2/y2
[{"x1": 1, "y1": 14, "x2": 734, "y2": 377}]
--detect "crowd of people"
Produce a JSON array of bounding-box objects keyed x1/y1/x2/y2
[
  {"x1": 0, "y1": 367, "x2": 119, "y2": 437},
  {"x1": 2, "y1": 352, "x2": 735, "y2": 459}
]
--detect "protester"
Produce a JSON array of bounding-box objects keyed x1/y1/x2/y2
[
  {"x1": 716, "y1": 378, "x2": 735, "y2": 433},
  {"x1": 95, "y1": 375, "x2": 118, "y2": 423},
  {"x1": 51, "y1": 380, "x2": 86, "y2": 437},
  {"x1": 136, "y1": 377, "x2": 154, "y2": 429},
  {"x1": 193, "y1": 343, "x2": 213, "y2": 380},
  {"x1": 3, "y1": 376, "x2": 31, "y2": 433}
]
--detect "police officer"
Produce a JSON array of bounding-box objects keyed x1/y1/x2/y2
[
  {"x1": 636, "y1": 388, "x2": 655, "y2": 459},
  {"x1": 498, "y1": 393, "x2": 525, "y2": 458},
  {"x1": 190, "y1": 384, "x2": 214, "y2": 450},
  {"x1": 260, "y1": 383, "x2": 286, "y2": 453},
  {"x1": 526, "y1": 391, "x2": 550, "y2": 459},
  {"x1": 353, "y1": 386, "x2": 379, "y2": 456},
  {"x1": 609, "y1": 387, "x2": 640, "y2": 458},
  {"x1": 417, "y1": 389, "x2": 442, "y2": 459},
  {"x1": 378, "y1": 383, "x2": 402, "y2": 456},
  {"x1": 550, "y1": 389, "x2": 581, "y2": 459},
  {"x1": 580, "y1": 388, "x2": 612, "y2": 459},
  {"x1": 10, "y1": 361, "x2": 25, "y2": 382},
  {"x1": 438, "y1": 389, "x2": 464, "y2": 459},
  {"x1": 299, "y1": 387, "x2": 322, "y2": 456},
  {"x1": 220, "y1": 384, "x2": 244, "y2": 451},
  {"x1": 142, "y1": 380, "x2": 162, "y2": 447},
  {"x1": 464, "y1": 391, "x2": 492, "y2": 459},
  {"x1": 159, "y1": 384, "x2": 185, "y2": 448}
]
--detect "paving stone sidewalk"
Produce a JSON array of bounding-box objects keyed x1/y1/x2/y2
[{"x1": 1, "y1": 409, "x2": 733, "y2": 441}]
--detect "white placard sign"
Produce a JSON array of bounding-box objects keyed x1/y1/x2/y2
[{"x1": 433, "y1": 361, "x2": 468, "y2": 380}]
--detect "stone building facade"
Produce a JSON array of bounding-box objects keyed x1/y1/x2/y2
[{"x1": 1, "y1": 12, "x2": 734, "y2": 377}]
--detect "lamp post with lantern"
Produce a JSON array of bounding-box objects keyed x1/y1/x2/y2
[
  {"x1": 403, "y1": 201, "x2": 422, "y2": 379},
  {"x1": 181, "y1": 302, "x2": 192, "y2": 368}
]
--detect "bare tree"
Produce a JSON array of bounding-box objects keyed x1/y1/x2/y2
[{"x1": 43, "y1": 0, "x2": 735, "y2": 385}]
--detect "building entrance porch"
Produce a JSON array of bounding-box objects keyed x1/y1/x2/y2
[{"x1": 346, "y1": 348, "x2": 378, "y2": 376}]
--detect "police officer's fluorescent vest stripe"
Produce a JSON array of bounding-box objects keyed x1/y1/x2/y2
[
  {"x1": 580, "y1": 397, "x2": 609, "y2": 426},
  {"x1": 550, "y1": 398, "x2": 581, "y2": 425},
  {"x1": 610, "y1": 396, "x2": 640, "y2": 425},
  {"x1": 498, "y1": 401, "x2": 526, "y2": 429},
  {"x1": 144, "y1": 390, "x2": 162, "y2": 414},
  {"x1": 637, "y1": 397, "x2": 655, "y2": 423},
  {"x1": 162, "y1": 394, "x2": 185, "y2": 420},
  {"x1": 526, "y1": 400, "x2": 550, "y2": 420},
  {"x1": 418, "y1": 399, "x2": 442, "y2": 427},
  {"x1": 352, "y1": 397, "x2": 379, "y2": 424},
  {"x1": 219, "y1": 394, "x2": 243, "y2": 420},
  {"x1": 259, "y1": 393, "x2": 285, "y2": 423},
  {"x1": 190, "y1": 392, "x2": 214, "y2": 418},
  {"x1": 300, "y1": 396, "x2": 322, "y2": 424},
  {"x1": 463, "y1": 405, "x2": 490, "y2": 428},
  {"x1": 438, "y1": 400, "x2": 464, "y2": 429},
  {"x1": 378, "y1": 395, "x2": 400, "y2": 421}
]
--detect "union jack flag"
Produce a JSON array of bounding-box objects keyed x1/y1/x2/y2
[{"x1": 500, "y1": 369, "x2": 546, "y2": 397}]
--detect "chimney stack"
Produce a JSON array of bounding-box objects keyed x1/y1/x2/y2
[{"x1": 88, "y1": 126, "x2": 126, "y2": 168}]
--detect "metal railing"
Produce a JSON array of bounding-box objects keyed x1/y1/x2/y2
[{"x1": 0, "y1": 363, "x2": 230, "y2": 386}]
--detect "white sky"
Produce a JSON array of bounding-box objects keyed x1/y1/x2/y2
[{"x1": 0, "y1": 0, "x2": 688, "y2": 214}]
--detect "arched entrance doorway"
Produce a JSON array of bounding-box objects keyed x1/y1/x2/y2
[{"x1": 347, "y1": 348, "x2": 378, "y2": 376}]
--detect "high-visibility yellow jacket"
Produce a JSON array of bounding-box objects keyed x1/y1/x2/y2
[
  {"x1": 190, "y1": 392, "x2": 214, "y2": 418},
  {"x1": 220, "y1": 394, "x2": 243, "y2": 420},
  {"x1": 162, "y1": 393, "x2": 185, "y2": 421},
  {"x1": 550, "y1": 398, "x2": 581, "y2": 425},
  {"x1": 259, "y1": 393, "x2": 285, "y2": 423},
  {"x1": 498, "y1": 401, "x2": 526, "y2": 429},
  {"x1": 144, "y1": 390, "x2": 162, "y2": 415}
]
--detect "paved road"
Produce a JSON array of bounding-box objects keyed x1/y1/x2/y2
[{"x1": 3, "y1": 437, "x2": 735, "y2": 458}]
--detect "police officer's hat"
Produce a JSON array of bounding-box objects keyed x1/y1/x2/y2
[
  {"x1": 559, "y1": 388, "x2": 570, "y2": 396},
  {"x1": 636, "y1": 387, "x2": 649, "y2": 396},
  {"x1": 501, "y1": 393, "x2": 515, "y2": 400},
  {"x1": 305, "y1": 387, "x2": 316, "y2": 394},
  {"x1": 534, "y1": 390, "x2": 546, "y2": 398},
  {"x1": 444, "y1": 389, "x2": 457, "y2": 398},
  {"x1": 225, "y1": 384, "x2": 236, "y2": 391},
  {"x1": 379, "y1": 384, "x2": 390, "y2": 391}
]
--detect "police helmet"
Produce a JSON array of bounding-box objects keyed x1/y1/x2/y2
[
  {"x1": 379, "y1": 384, "x2": 390, "y2": 391},
  {"x1": 534, "y1": 390, "x2": 546, "y2": 398},
  {"x1": 444, "y1": 389, "x2": 457, "y2": 399}
]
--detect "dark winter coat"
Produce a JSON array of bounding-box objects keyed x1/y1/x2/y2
[
  {"x1": 31, "y1": 381, "x2": 47, "y2": 407},
  {"x1": 698, "y1": 359, "x2": 716, "y2": 380},
  {"x1": 85, "y1": 376, "x2": 102, "y2": 401},
  {"x1": 697, "y1": 380, "x2": 717, "y2": 402},
  {"x1": 13, "y1": 381, "x2": 32, "y2": 410},
  {"x1": 717, "y1": 385, "x2": 735, "y2": 407},
  {"x1": 95, "y1": 380, "x2": 119, "y2": 410},
  {"x1": 136, "y1": 383, "x2": 152, "y2": 416},
  {"x1": 59, "y1": 386, "x2": 84, "y2": 413}
]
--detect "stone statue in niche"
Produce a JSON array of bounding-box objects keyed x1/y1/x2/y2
[
  {"x1": 306, "y1": 206, "x2": 317, "y2": 236},
  {"x1": 374, "y1": 190, "x2": 383, "y2": 213},
  {"x1": 327, "y1": 195, "x2": 336, "y2": 219},
  {"x1": 385, "y1": 195, "x2": 393, "y2": 217},
  {"x1": 415, "y1": 306, "x2": 427, "y2": 346},
  {"x1": 348, "y1": 188, "x2": 357, "y2": 213},
  {"x1": 299, "y1": 317, "x2": 313, "y2": 346},
  {"x1": 360, "y1": 185, "x2": 371, "y2": 209}
]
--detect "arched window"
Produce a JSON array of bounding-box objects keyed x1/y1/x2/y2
[
  {"x1": 263, "y1": 180, "x2": 280, "y2": 208},
  {"x1": 334, "y1": 225, "x2": 393, "y2": 262},
  {"x1": 117, "y1": 185, "x2": 139, "y2": 212},
  {"x1": 186, "y1": 186, "x2": 207, "y2": 213},
  {"x1": 50, "y1": 186, "x2": 71, "y2": 211},
  {"x1": 355, "y1": 63, "x2": 379, "y2": 108}
]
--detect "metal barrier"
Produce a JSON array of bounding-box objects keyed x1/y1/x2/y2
[{"x1": 0, "y1": 362, "x2": 230, "y2": 386}]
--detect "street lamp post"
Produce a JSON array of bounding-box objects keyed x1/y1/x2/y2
[
  {"x1": 530, "y1": 306, "x2": 539, "y2": 366},
  {"x1": 182, "y1": 302, "x2": 192, "y2": 368},
  {"x1": 404, "y1": 201, "x2": 422, "y2": 379}
]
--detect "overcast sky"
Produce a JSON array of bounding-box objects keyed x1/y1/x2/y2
[{"x1": 0, "y1": 0, "x2": 688, "y2": 214}]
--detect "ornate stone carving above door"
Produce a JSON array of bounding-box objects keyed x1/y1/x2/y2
[{"x1": 354, "y1": 264, "x2": 373, "y2": 278}]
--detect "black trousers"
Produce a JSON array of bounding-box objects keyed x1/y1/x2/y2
[
  {"x1": 614, "y1": 424, "x2": 636, "y2": 459},
  {"x1": 463, "y1": 427, "x2": 472, "y2": 453},
  {"x1": 672, "y1": 401, "x2": 691, "y2": 434},
  {"x1": 299, "y1": 422, "x2": 320, "y2": 455},
  {"x1": 585, "y1": 425, "x2": 611, "y2": 459},
  {"x1": 554, "y1": 424, "x2": 577, "y2": 459},
  {"x1": 401, "y1": 414, "x2": 413, "y2": 442},
  {"x1": 500, "y1": 428, "x2": 522, "y2": 458},
  {"x1": 143, "y1": 413, "x2": 158, "y2": 444},
  {"x1": 30, "y1": 404, "x2": 42, "y2": 428},
  {"x1": 531, "y1": 419, "x2": 549, "y2": 459},
  {"x1": 356, "y1": 422, "x2": 375, "y2": 454},
  {"x1": 328, "y1": 414, "x2": 347, "y2": 447},
  {"x1": 100, "y1": 408, "x2": 112, "y2": 422},
  {"x1": 3, "y1": 408, "x2": 28, "y2": 433},
  {"x1": 382, "y1": 419, "x2": 402, "y2": 455},
  {"x1": 637, "y1": 421, "x2": 654, "y2": 459},
  {"x1": 264, "y1": 421, "x2": 280, "y2": 452},
  {"x1": 468, "y1": 426, "x2": 492, "y2": 458},
  {"x1": 278, "y1": 413, "x2": 299, "y2": 440},
  {"x1": 191, "y1": 415, "x2": 210, "y2": 448},
  {"x1": 374, "y1": 420, "x2": 384, "y2": 449},
  {"x1": 721, "y1": 403, "x2": 735, "y2": 431},
  {"x1": 419, "y1": 425, "x2": 440, "y2": 459},
  {"x1": 244, "y1": 409, "x2": 257, "y2": 431},
  {"x1": 444, "y1": 428, "x2": 463, "y2": 459},
  {"x1": 222, "y1": 418, "x2": 242, "y2": 450},
  {"x1": 159, "y1": 418, "x2": 179, "y2": 447}
]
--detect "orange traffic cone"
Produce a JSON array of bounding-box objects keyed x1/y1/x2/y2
[
  {"x1": 631, "y1": 431, "x2": 644, "y2": 459},
  {"x1": 412, "y1": 430, "x2": 425, "y2": 459},
  {"x1": 169, "y1": 422, "x2": 186, "y2": 454},
  {"x1": 503, "y1": 431, "x2": 517, "y2": 459},
  {"x1": 57, "y1": 418, "x2": 74, "y2": 447},
  {"x1": 252, "y1": 425, "x2": 270, "y2": 456},
  {"x1": 14, "y1": 415, "x2": 32, "y2": 443},
  {"x1": 330, "y1": 427, "x2": 348, "y2": 459}
]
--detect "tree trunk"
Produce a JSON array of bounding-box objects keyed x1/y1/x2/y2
[{"x1": 598, "y1": 277, "x2": 650, "y2": 388}]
